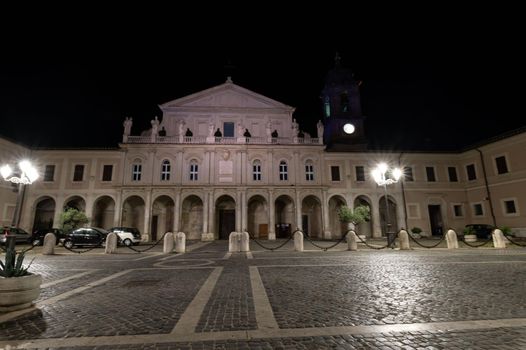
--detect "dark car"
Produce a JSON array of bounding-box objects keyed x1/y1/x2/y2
[
  {"x1": 31, "y1": 228, "x2": 66, "y2": 246},
  {"x1": 464, "y1": 224, "x2": 495, "y2": 239},
  {"x1": 63, "y1": 227, "x2": 109, "y2": 249},
  {"x1": 0, "y1": 226, "x2": 32, "y2": 245}
]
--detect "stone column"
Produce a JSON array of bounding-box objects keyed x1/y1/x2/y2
[
  {"x1": 113, "y1": 192, "x2": 122, "y2": 227},
  {"x1": 173, "y1": 191, "x2": 181, "y2": 232},
  {"x1": 202, "y1": 192, "x2": 209, "y2": 238},
  {"x1": 295, "y1": 190, "x2": 302, "y2": 231},
  {"x1": 241, "y1": 191, "x2": 247, "y2": 231},
  {"x1": 85, "y1": 194, "x2": 94, "y2": 226},
  {"x1": 371, "y1": 194, "x2": 382, "y2": 238},
  {"x1": 176, "y1": 151, "x2": 183, "y2": 184},
  {"x1": 144, "y1": 191, "x2": 152, "y2": 241},
  {"x1": 322, "y1": 190, "x2": 331, "y2": 239},
  {"x1": 53, "y1": 195, "x2": 65, "y2": 229},
  {"x1": 268, "y1": 190, "x2": 275, "y2": 240},
  {"x1": 235, "y1": 190, "x2": 242, "y2": 232},
  {"x1": 208, "y1": 190, "x2": 214, "y2": 233},
  {"x1": 268, "y1": 150, "x2": 273, "y2": 185}
]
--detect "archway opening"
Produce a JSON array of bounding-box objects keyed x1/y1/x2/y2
[
  {"x1": 215, "y1": 195, "x2": 236, "y2": 240},
  {"x1": 92, "y1": 196, "x2": 115, "y2": 229},
  {"x1": 64, "y1": 196, "x2": 86, "y2": 212},
  {"x1": 248, "y1": 195, "x2": 268, "y2": 239},
  {"x1": 122, "y1": 196, "x2": 145, "y2": 238},
  {"x1": 301, "y1": 195, "x2": 322, "y2": 238},
  {"x1": 32, "y1": 197, "x2": 56, "y2": 231},
  {"x1": 181, "y1": 195, "x2": 203, "y2": 240},
  {"x1": 379, "y1": 195, "x2": 397, "y2": 235},
  {"x1": 152, "y1": 195, "x2": 175, "y2": 241},
  {"x1": 275, "y1": 195, "x2": 294, "y2": 238},
  {"x1": 354, "y1": 196, "x2": 373, "y2": 237},
  {"x1": 328, "y1": 195, "x2": 346, "y2": 238}
]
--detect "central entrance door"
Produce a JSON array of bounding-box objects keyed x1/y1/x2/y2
[
  {"x1": 428, "y1": 205, "x2": 443, "y2": 236},
  {"x1": 219, "y1": 209, "x2": 235, "y2": 240}
]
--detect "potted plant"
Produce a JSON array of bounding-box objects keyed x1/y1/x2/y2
[
  {"x1": 0, "y1": 238, "x2": 41, "y2": 312},
  {"x1": 337, "y1": 205, "x2": 371, "y2": 231},
  {"x1": 410, "y1": 227, "x2": 422, "y2": 239},
  {"x1": 463, "y1": 226, "x2": 477, "y2": 242}
]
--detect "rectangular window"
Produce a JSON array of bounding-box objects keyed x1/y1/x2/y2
[
  {"x1": 279, "y1": 162, "x2": 288, "y2": 181},
  {"x1": 223, "y1": 122, "x2": 234, "y2": 137},
  {"x1": 253, "y1": 163, "x2": 261, "y2": 181},
  {"x1": 355, "y1": 166, "x2": 365, "y2": 181},
  {"x1": 305, "y1": 164, "x2": 314, "y2": 181},
  {"x1": 404, "y1": 166, "x2": 414, "y2": 181},
  {"x1": 102, "y1": 165, "x2": 113, "y2": 182},
  {"x1": 448, "y1": 167, "x2": 458, "y2": 182},
  {"x1": 473, "y1": 203, "x2": 483, "y2": 216},
  {"x1": 495, "y1": 156, "x2": 509, "y2": 174},
  {"x1": 331, "y1": 166, "x2": 340, "y2": 181},
  {"x1": 466, "y1": 164, "x2": 477, "y2": 180},
  {"x1": 190, "y1": 164, "x2": 199, "y2": 181},
  {"x1": 161, "y1": 162, "x2": 171, "y2": 181},
  {"x1": 132, "y1": 164, "x2": 142, "y2": 181},
  {"x1": 73, "y1": 165, "x2": 84, "y2": 182},
  {"x1": 504, "y1": 200, "x2": 517, "y2": 214},
  {"x1": 44, "y1": 165, "x2": 55, "y2": 182},
  {"x1": 453, "y1": 204, "x2": 463, "y2": 217},
  {"x1": 425, "y1": 166, "x2": 436, "y2": 182}
]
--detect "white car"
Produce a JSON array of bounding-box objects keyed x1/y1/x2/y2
[{"x1": 109, "y1": 227, "x2": 142, "y2": 246}]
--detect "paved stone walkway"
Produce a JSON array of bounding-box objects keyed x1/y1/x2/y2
[{"x1": 1, "y1": 240, "x2": 525, "y2": 349}]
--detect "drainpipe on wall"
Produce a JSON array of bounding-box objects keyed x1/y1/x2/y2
[
  {"x1": 476, "y1": 148, "x2": 497, "y2": 227},
  {"x1": 398, "y1": 152, "x2": 409, "y2": 230}
]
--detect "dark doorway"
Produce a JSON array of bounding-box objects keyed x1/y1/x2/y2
[
  {"x1": 219, "y1": 210, "x2": 235, "y2": 239},
  {"x1": 428, "y1": 205, "x2": 443, "y2": 236},
  {"x1": 151, "y1": 215, "x2": 158, "y2": 241},
  {"x1": 302, "y1": 215, "x2": 309, "y2": 236}
]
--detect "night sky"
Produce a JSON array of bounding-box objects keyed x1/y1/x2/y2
[{"x1": 1, "y1": 16, "x2": 524, "y2": 151}]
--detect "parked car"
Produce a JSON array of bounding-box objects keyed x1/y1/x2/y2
[
  {"x1": 108, "y1": 227, "x2": 142, "y2": 246},
  {"x1": 31, "y1": 228, "x2": 66, "y2": 246},
  {"x1": 0, "y1": 226, "x2": 32, "y2": 245},
  {"x1": 464, "y1": 224, "x2": 495, "y2": 239},
  {"x1": 63, "y1": 227, "x2": 109, "y2": 249}
]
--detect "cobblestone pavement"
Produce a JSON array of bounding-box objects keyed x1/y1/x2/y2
[{"x1": 1, "y1": 240, "x2": 525, "y2": 349}]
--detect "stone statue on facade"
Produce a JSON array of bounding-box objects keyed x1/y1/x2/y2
[
  {"x1": 237, "y1": 122, "x2": 244, "y2": 137},
  {"x1": 123, "y1": 117, "x2": 133, "y2": 136},
  {"x1": 178, "y1": 120, "x2": 185, "y2": 136},
  {"x1": 208, "y1": 122, "x2": 215, "y2": 137},
  {"x1": 317, "y1": 120, "x2": 324, "y2": 138},
  {"x1": 151, "y1": 116, "x2": 160, "y2": 135},
  {"x1": 266, "y1": 120, "x2": 272, "y2": 138},
  {"x1": 291, "y1": 118, "x2": 299, "y2": 136}
]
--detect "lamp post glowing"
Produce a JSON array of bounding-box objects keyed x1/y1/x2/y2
[
  {"x1": 1, "y1": 160, "x2": 38, "y2": 227},
  {"x1": 372, "y1": 163, "x2": 401, "y2": 246}
]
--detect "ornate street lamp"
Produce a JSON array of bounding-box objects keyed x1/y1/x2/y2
[
  {"x1": 372, "y1": 163, "x2": 401, "y2": 247},
  {"x1": 1, "y1": 160, "x2": 38, "y2": 227}
]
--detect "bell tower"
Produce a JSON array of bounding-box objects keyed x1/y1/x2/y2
[{"x1": 321, "y1": 54, "x2": 367, "y2": 150}]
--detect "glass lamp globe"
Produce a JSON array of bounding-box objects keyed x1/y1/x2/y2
[{"x1": 343, "y1": 123, "x2": 355, "y2": 134}]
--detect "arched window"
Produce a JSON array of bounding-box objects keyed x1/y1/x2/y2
[
  {"x1": 305, "y1": 160, "x2": 314, "y2": 181},
  {"x1": 253, "y1": 160, "x2": 262, "y2": 181},
  {"x1": 161, "y1": 160, "x2": 171, "y2": 181},
  {"x1": 132, "y1": 161, "x2": 142, "y2": 181},
  {"x1": 279, "y1": 160, "x2": 288, "y2": 181},
  {"x1": 189, "y1": 160, "x2": 199, "y2": 181}
]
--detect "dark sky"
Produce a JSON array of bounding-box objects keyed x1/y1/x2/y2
[{"x1": 1, "y1": 13, "x2": 524, "y2": 151}]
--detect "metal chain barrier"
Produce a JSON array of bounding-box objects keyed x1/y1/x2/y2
[
  {"x1": 453, "y1": 229, "x2": 494, "y2": 248},
  {"x1": 502, "y1": 234, "x2": 526, "y2": 247},
  {"x1": 407, "y1": 229, "x2": 446, "y2": 248},
  {"x1": 62, "y1": 245, "x2": 101, "y2": 254},
  {"x1": 354, "y1": 231, "x2": 394, "y2": 250},
  {"x1": 246, "y1": 231, "x2": 294, "y2": 251},
  {"x1": 124, "y1": 232, "x2": 169, "y2": 253},
  {"x1": 300, "y1": 229, "x2": 349, "y2": 251}
]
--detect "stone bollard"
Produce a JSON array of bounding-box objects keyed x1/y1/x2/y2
[
  {"x1": 175, "y1": 232, "x2": 186, "y2": 253},
  {"x1": 446, "y1": 229, "x2": 459, "y2": 249},
  {"x1": 241, "y1": 232, "x2": 250, "y2": 252},
  {"x1": 294, "y1": 231, "x2": 304, "y2": 251},
  {"x1": 105, "y1": 232, "x2": 118, "y2": 254},
  {"x1": 346, "y1": 230, "x2": 358, "y2": 251},
  {"x1": 398, "y1": 230, "x2": 411, "y2": 250},
  {"x1": 42, "y1": 233, "x2": 56, "y2": 255},
  {"x1": 492, "y1": 229, "x2": 507, "y2": 249},
  {"x1": 163, "y1": 232, "x2": 174, "y2": 253},
  {"x1": 229, "y1": 232, "x2": 240, "y2": 252}
]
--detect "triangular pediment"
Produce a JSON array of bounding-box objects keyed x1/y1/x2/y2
[{"x1": 160, "y1": 82, "x2": 293, "y2": 111}]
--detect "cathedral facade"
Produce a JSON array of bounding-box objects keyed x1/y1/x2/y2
[{"x1": 1, "y1": 72, "x2": 526, "y2": 241}]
